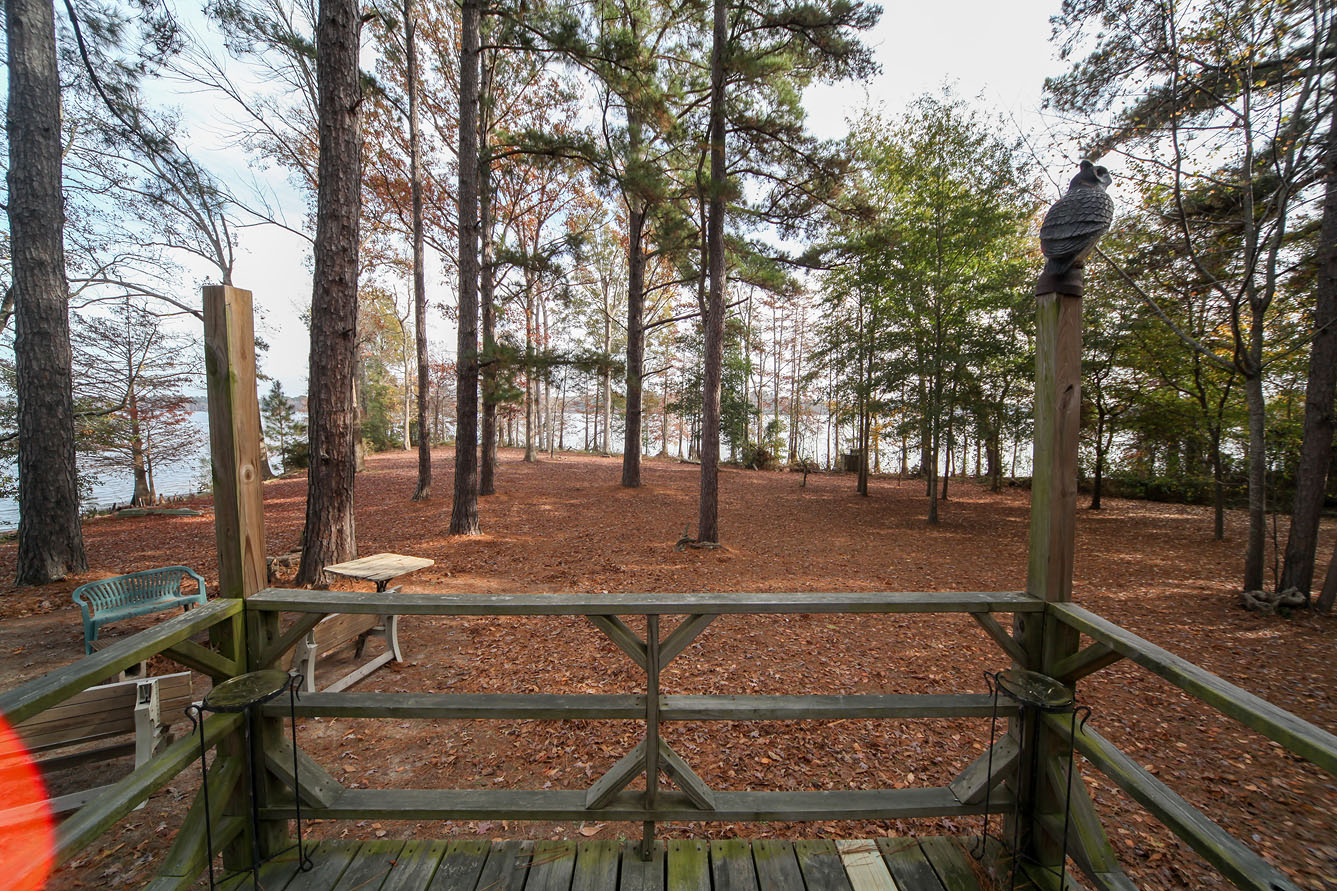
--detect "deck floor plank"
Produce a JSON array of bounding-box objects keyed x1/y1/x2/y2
[
  {"x1": 331, "y1": 838, "x2": 407, "y2": 891},
  {"x1": 526, "y1": 840, "x2": 578, "y2": 891},
  {"x1": 916, "y1": 837, "x2": 987, "y2": 891},
  {"x1": 423, "y1": 839, "x2": 492, "y2": 890},
  {"x1": 570, "y1": 841, "x2": 620, "y2": 891},
  {"x1": 836, "y1": 840, "x2": 900, "y2": 891},
  {"x1": 381, "y1": 840, "x2": 450, "y2": 890},
  {"x1": 472, "y1": 839, "x2": 533, "y2": 891},
  {"x1": 282, "y1": 840, "x2": 362, "y2": 891},
  {"x1": 750, "y1": 840, "x2": 805, "y2": 891},
  {"x1": 196, "y1": 836, "x2": 991, "y2": 890},
  {"x1": 666, "y1": 839, "x2": 710, "y2": 891},
  {"x1": 878, "y1": 838, "x2": 946, "y2": 891},
  {"x1": 794, "y1": 840, "x2": 855, "y2": 891},
  {"x1": 216, "y1": 840, "x2": 324, "y2": 891},
  {"x1": 708, "y1": 839, "x2": 758, "y2": 891},
  {"x1": 618, "y1": 840, "x2": 665, "y2": 891}
]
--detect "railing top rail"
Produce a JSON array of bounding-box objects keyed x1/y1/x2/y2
[
  {"x1": 1049, "y1": 713, "x2": 1299, "y2": 891},
  {"x1": 0, "y1": 598, "x2": 242, "y2": 726},
  {"x1": 247, "y1": 588, "x2": 1040, "y2": 615},
  {"x1": 1051, "y1": 602, "x2": 1337, "y2": 777}
]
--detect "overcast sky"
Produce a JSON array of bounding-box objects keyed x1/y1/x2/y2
[{"x1": 205, "y1": 0, "x2": 1079, "y2": 397}]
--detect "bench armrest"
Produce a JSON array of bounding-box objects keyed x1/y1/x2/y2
[
  {"x1": 70, "y1": 585, "x2": 95, "y2": 624},
  {"x1": 179, "y1": 567, "x2": 207, "y2": 604}
]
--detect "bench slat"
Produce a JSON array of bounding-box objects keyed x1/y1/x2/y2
[{"x1": 14, "y1": 673, "x2": 194, "y2": 752}]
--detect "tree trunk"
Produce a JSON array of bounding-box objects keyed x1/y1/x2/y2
[
  {"x1": 8, "y1": 0, "x2": 88, "y2": 584},
  {"x1": 1318, "y1": 537, "x2": 1337, "y2": 612},
  {"x1": 524, "y1": 284, "x2": 536, "y2": 462},
  {"x1": 544, "y1": 302, "x2": 555, "y2": 459},
  {"x1": 941, "y1": 431, "x2": 951, "y2": 501},
  {"x1": 986, "y1": 435, "x2": 1001, "y2": 491},
  {"x1": 660, "y1": 373, "x2": 670, "y2": 456},
  {"x1": 1243, "y1": 370, "x2": 1267, "y2": 591},
  {"x1": 696, "y1": 0, "x2": 727, "y2": 544},
  {"x1": 144, "y1": 428, "x2": 156, "y2": 501},
  {"x1": 1211, "y1": 430, "x2": 1225, "y2": 541},
  {"x1": 558, "y1": 376, "x2": 567, "y2": 451},
  {"x1": 128, "y1": 382, "x2": 151, "y2": 506},
  {"x1": 297, "y1": 0, "x2": 362, "y2": 586},
  {"x1": 600, "y1": 309, "x2": 611, "y2": 454},
  {"x1": 407, "y1": 0, "x2": 431, "y2": 499},
  {"x1": 401, "y1": 318, "x2": 412, "y2": 451},
  {"x1": 1090, "y1": 409, "x2": 1105, "y2": 510},
  {"x1": 353, "y1": 364, "x2": 367, "y2": 472},
  {"x1": 927, "y1": 421, "x2": 940, "y2": 524},
  {"x1": 622, "y1": 188, "x2": 646, "y2": 487},
  {"x1": 258, "y1": 438, "x2": 278, "y2": 480},
  {"x1": 1280, "y1": 107, "x2": 1337, "y2": 596},
  {"x1": 449, "y1": 0, "x2": 481, "y2": 534},
  {"x1": 478, "y1": 37, "x2": 497, "y2": 496}
]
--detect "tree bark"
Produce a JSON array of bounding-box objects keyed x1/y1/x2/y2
[
  {"x1": 478, "y1": 40, "x2": 497, "y2": 496},
  {"x1": 450, "y1": 0, "x2": 481, "y2": 534},
  {"x1": 1280, "y1": 105, "x2": 1337, "y2": 596},
  {"x1": 622, "y1": 180, "x2": 646, "y2": 487},
  {"x1": 1211, "y1": 430, "x2": 1225, "y2": 541},
  {"x1": 297, "y1": 0, "x2": 363, "y2": 586},
  {"x1": 601, "y1": 298, "x2": 611, "y2": 453},
  {"x1": 128, "y1": 381, "x2": 151, "y2": 505},
  {"x1": 1243, "y1": 370, "x2": 1267, "y2": 592},
  {"x1": 9, "y1": 0, "x2": 88, "y2": 584},
  {"x1": 696, "y1": 0, "x2": 727, "y2": 544},
  {"x1": 409, "y1": 0, "x2": 431, "y2": 500},
  {"x1": 523, "y1": 278, "x2": 536, "y2": 463},
  {"x1": 401, "y1": 316, "x2": 412, "y2": 450},
  {"x1": 1090, "y1": 409, "x2": 1105, "y2": 510},
  {"x1": 1319, "y1": 538, "x2": 1337, "y2": 612}
]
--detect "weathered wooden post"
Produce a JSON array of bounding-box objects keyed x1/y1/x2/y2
[
  {"x1": 204, "y1": 284, "x2": 268, "y2": 602},
  {"x1": 1007, "y1": 276, "x2": 1083, "y2": 880},
  {"x1": 1009, "y1": 161, "x2": 1124, "y2": 888},
  {"x1": 203, "y1": 284, "x2": 287, "y2": 862}
]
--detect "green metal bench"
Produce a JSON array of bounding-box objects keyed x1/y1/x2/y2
[{"x1": 72, "y1": 566, "x2": 208, "y2": 655}]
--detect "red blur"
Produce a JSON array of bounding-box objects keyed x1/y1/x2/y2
[{"x1": 0, "y1": 715, "x2": 54, "y2": 890}]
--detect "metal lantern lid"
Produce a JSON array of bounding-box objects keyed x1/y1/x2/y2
[
  {"x1": 993, "y1": 668, "x2": 1074, "y2": 712},
  {"x1": 202, "y1": 669, "x2": 291, "y2": 713}
]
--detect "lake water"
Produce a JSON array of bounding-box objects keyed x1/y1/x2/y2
[{"x1": 0, "y1": 411, "x2": 211, "y2": 531}]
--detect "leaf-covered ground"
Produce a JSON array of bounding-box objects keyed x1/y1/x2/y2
[{"x1": 1, "y1": 448, "x2": 1333, "y2": 889}]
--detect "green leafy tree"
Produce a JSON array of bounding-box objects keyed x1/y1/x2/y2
[
  {"x1": 1048, "y1": 0, "x2": 1335, "y2": 596},
  {"x1": 819, "y1": 94, "x2": 1037, "y2": 519}
]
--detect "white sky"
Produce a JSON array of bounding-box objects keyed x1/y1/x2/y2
[{"x1": 204, "y1": 0, "x2": 1078, "y2": 396}]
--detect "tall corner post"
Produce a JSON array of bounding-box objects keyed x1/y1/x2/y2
[
  {"x1": 204, "y1": 284, "x2": 269, "y2": 601},
  {"x1": 1008, "y1": 286, "x2": 1084, "y2": 884},
  {"x1": 203, "y1": 284, "x2": 287, "y2": 861}
]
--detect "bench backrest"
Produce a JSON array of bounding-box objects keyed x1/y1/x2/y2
[
  {"x1": 16, "y1": 672, "x2": 194, "y2": 755},
  {"x1": 292, "y1": 613, "x2": 380, "y2": 666},
  {"x1": 72, "y1": 567, "x2": 205, "y2": 617}
]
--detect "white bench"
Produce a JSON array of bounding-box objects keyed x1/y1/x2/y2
[
  {"x1": 288, "y1": 604, "x2": 404, "y2": 693},
  {"x1": 5, "y1": 671, "x2": 194, "y2": 815}
]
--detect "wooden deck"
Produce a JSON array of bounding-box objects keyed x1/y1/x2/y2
[{"x1": 227, "y1": 836, "x2": 996, "y2": 890}]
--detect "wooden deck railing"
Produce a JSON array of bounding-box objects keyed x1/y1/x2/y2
[
  {"x1": 1042, "y1": 605, "x2": 1337, "y2": 891},
  {"x1": 0, "y1": 598, "x2": 247, "y2": 887},
  {"x1": 244, "y1": 588, "x2": 1037, "y2": 834},
  {"x1": 0, "y1": 590, "x2": 1334, "y2": 890}
]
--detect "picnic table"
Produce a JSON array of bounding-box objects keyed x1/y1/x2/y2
[
  {"x1": 290, "y1": 553, "x2": 433, "y2": 692},
  {"x1": 324, "y1": 553, "x2": 434, "y2": 592}
]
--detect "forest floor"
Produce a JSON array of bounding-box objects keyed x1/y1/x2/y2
[{"x1": 1, "y1": 447, "x2": 1334, "y2": 890}]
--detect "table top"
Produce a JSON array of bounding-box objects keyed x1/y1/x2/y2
[{"x1": 324, "y1": 553, "x2": 434, "y2": 583}]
